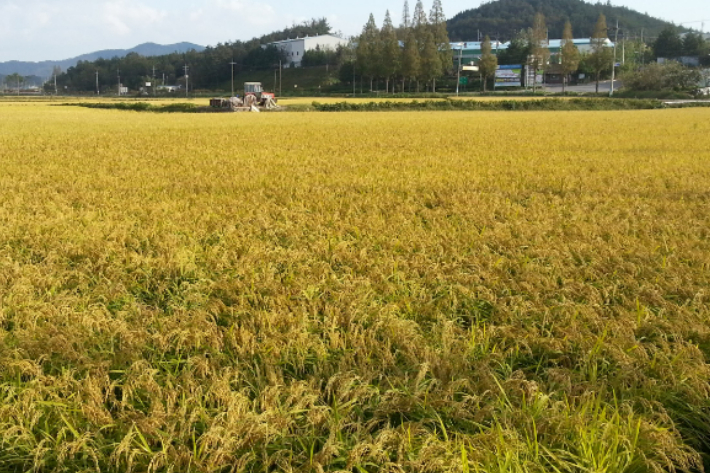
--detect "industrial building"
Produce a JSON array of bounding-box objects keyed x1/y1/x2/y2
[
  {"x1": 450, "y1": 37, "x2": 615, "y2": 65},
  {"x1": 266, "y1": 34, "x2": 349, "y2": 68}
]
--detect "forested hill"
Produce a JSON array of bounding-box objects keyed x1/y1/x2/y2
[{"x1": 447, "y1": 0, "x2": 676, "y2": 41}]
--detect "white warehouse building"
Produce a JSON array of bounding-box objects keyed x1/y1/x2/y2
[{"x1": 266, "y1": 34, "x2": 349, "y2": 68}]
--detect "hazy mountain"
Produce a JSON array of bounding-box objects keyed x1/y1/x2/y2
[
  {"x1": 0, "y1": 42, "x2": 205, "y2": 78},
  {"x1": 447, "y1": 0, "x2": 677, "y2": 41}
]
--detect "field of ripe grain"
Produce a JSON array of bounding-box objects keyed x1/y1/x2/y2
[{"x1": 1, "y1": 103, "x2": 710, "y2": 473}]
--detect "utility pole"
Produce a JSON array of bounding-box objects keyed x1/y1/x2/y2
[
  {"x1": 456, "y1": 43, "x2": 463, "y2": 96},
  {"x1": 117, "y1": 69, "x2": 121, "y2": 96},
  {"x1": 54, "y1": 73, "x2": 58, "y2": 95},
  {"x1": 610, "y1": 20, "x2": 619, "y2": 97},
  {"x1": 95, "y1": 70, "x2": 99, "y2": 95},
  {"x1": 152, "y1": 65, "x2": 156, "y2": 96},
  {"x1": 279, "y1": 60, "x2": 282, "y2": 97},
  {"x1": 183, "y1": 64, "x2": 189, "y2": 98},
  {"x1": 229, "y1": 59, "x2": 236, "y2": 97}
]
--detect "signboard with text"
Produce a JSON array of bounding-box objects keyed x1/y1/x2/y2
[{"x1": 494, "y1": 65, "x2": 522, "y2": 88}]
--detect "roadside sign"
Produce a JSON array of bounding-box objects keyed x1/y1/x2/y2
[{"x1": 459, "y1": 76, "x2": 468, "y2": 85}]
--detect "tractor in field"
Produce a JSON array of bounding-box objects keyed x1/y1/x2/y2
[
  {"x1": 244, "y1": 82, "x2": 277, "y2": 108},
  {"x1": 210, "y1": 82, "x2": 278, "y2": 112}
]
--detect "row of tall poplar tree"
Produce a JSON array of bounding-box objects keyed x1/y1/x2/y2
[
  {"x1": 355, "y1": 0, "x2": 452, "y2": 93},
  {"x1": 477, "y1": 12, "x2": 614, "y2": 93},
  {"x1": 356, "y1": 4, "x2": 615, "y2": 94}
]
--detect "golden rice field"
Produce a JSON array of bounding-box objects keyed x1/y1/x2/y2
[{"x1": 1, "y1": 103, "x2": 710, "y2": 473}]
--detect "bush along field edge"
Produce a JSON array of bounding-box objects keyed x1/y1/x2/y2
[{"x1": 57, "y1": 97, "x2": 710, "y2": 113}]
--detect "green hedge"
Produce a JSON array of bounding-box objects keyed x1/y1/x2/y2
[
  {"x1": 62, "y1": 102, "x2": 200, "y2": 113},
  {"x1": 310, "y1": 98, "x2": 675, "y2": 112}
]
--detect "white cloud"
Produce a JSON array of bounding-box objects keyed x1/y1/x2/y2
[
  {"x1": 0, "y1": 0, "x2": 283, "y2": 61},
  {"x1": 213, "y1": 0, "x2": 246, "y2": 12},
  {"x1": 103, "y1": 1, "x2": 167, "y2": 36}
]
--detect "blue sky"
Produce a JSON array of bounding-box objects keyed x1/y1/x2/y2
[{"x1": 0, "y1": 0, "x2": 704, "y2": 62}]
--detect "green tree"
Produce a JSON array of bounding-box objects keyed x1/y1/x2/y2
[
  {"x1": 400, "y1": 0, "x2": 411, "y2": 34},
  {"x1": 401, "y1": 28, "x2": 421, "y2": 92},
  {"x1": 479, "y1": 35, "x2": 498, "y2": 92},
  {"x1": 412, "y1": 0, "x2": 428, "y2": 91},
  {"x1": 560, "y1": 21, "x2": 580, "y2": 92},
  {"x1": 497, "y1": 32, "x2": 531, "y2": 65},
  {"x1": 5, "y1": 73, "x2": 23, "y2": 92},
  {"x1": 589, "y1": 13, "x2": 613, "y2": 93},
  {"x1": 419, "y1": 29, "x2": 440, "y2": 92},
  {"x1": 429, "y1": 0, "x2": 452, "y2": 93},
  {"x1": 380, "y1": 11, "x2": 401, "y2": 93},
  {"x1": 412, "y1": 0, "x2": 428, "y2": 39},
  {"x1": 682, "y1": 32, "x2": 707, "y2": 57},
  {"x1": 653, "y1": 27, "x2": 683, "y2": 59},
  {"x1": 356, "y1": 13, "x2": 382, "y2": 91}
]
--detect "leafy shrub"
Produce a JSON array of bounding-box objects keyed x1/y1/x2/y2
[{"x1": 622, "y1": 62, "x2": 702, "y2": 92}]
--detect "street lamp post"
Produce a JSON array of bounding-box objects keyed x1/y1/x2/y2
[
  {"x1": 610, "y1": 20, "x2": 619, "y2": 97},
  {"x1": 456, "y1": 43, "x2": 464, "y2": 96},
  {"x1": 229, "y1": 60, "x2": 237, "y2": 97},
  {"x1": 183, "y1": 64, "x2": 189, "y2": 98}
]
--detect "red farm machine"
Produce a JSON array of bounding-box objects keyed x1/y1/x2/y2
[{"x1": 210, "y1": 82, "x2": 279, "y2": 112}]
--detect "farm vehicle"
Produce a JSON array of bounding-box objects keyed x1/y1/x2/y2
[{"x1": 210, "y1": 82, "x2": 279, "y2": 112}]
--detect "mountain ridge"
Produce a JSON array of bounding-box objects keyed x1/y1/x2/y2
[{"x1": 0, "y1": 42, "x2": 205, "y2": 78}]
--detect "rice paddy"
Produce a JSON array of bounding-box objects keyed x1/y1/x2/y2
[{"x1": 1, "y1": 102, "x2": 709, "y2": 472}]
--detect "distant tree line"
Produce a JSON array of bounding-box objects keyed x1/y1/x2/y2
[
  {"x1": 353, "y1": 0, "x2": 453, "y2": 93},
  {"x1": 653, "y1": 28, "x2": 709, "y2": 62},
  {"x1": 51, "y1": 19, "x2": 335, "y2": 93},
  {"x1": 1, "y1": 72, "x2": 45, "y2": 91}
]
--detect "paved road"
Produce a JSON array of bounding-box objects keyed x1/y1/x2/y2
[{"x1": 543, "y1": 80, "x2": 623, "y2": 94}]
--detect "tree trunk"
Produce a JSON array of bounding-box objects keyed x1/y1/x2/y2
[
  {"x1": 483, "y1": 75, "x2": 487, "y2": 92},
  {"x1": 432, "y1": 78, "x2": 436, "y2": 93},
  {"x1": 386, "y1": 78, "x2": 390, "y2": 94},
  {"x1": 562, "y1": 75, "x2": 566, "y2": 93},
  {"x1": 370, "y1": 78, "x2": 373, "y2": 92},
  {"x1": 595, "y1": 72, "x2": 599, "y2": 93}
]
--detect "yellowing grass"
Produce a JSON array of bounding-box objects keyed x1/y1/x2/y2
[{"x1": 1, "y1": 103, "x2": 710, "y2": 472}]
